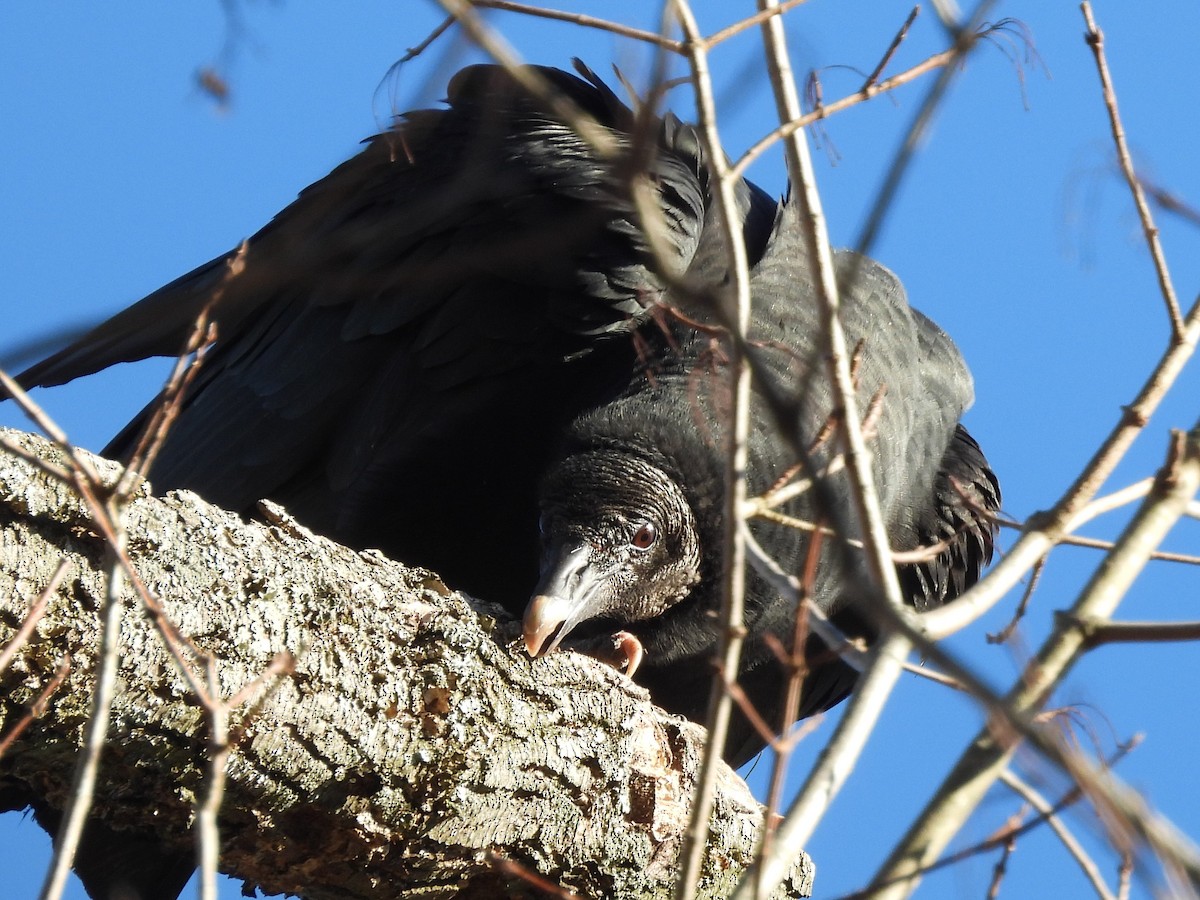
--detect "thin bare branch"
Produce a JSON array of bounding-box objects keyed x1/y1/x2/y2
[
  {"x1": 730, "y1": 4, "x2": 948, "y2": 893},
  {"x1": 732, "y1": 44, "x2": 961, "y2": 182},
  {"x1": 668, "y1": 3, "x2": 756, "y2": 897},
  {"x1": 731, "y1": 633, "x2": 911, "y2": 898},
  {"x1": 1081, "y1": 2, "x2": 1184, "y2": 337},
  {"x1": 921, "y1": 282, "x2": 1200, "y2": 639},
  {"x1": 863, "y1": 7, "x2": 920, "y2": 90},
  {"x1": 852, "y1": 1, "x2": 1000, "y2": 259},
  {"x1": 40, "y1": 519, "x2": 129, "y2": 900},
  {"x1": 757, "y1": 524, "x2": 827, "y2": 895},
  {"x1": 117, "y1": 315, "x2": 216, "y2": 501},
  {"x1": 198, "y1": 662, "x2": 229, "y2": 900},
  {"x1": 869, "y1": 425, "x2": 1200, "y2": 898},
  {"x1": 706, "y1": 0, "x2": 811, "y2": 48},
  {"x1": 985, "y1": 835, "x2": 1016, "y2": 899},
  {"x1": 0, "y1": 655, "x2": 71, "y2": 758},
  {"x1": 930, "y1": 0, "x2": 965, "y2": 33},
  {"x1": 987, "y1": 556, "x2": 1044, "y2": 645},
  {"x1": 472, "y1": 0, "x2": 684, "y2": 52},
  {"x1": 0, "y1": 558, "x2": 65, "y2": 676},
  {"x1": 0, "y1": 368, "x2": 72, "y2": 447},
  {"x1": 0, "y1": 433, "x2": 73, "y2": 484},
  {"x1": 1139, "y1": 173, "x2": 1200, "y2": 230},
  {"x1": 0, "y1": 368, "x2": 106, "y2": 487},
  {"x1": 999, "y1": 768, "x2": 1117, "y2": 900},
  {"x1": 759, "y1": 0, "x2": 906, "y2": 601},
  {"x1": 1117, "y1": 854, "x2": 1134, "y2": 900},
  {"x1": 1066, "y1": 478, "x2": 1154, "y2": 531},
  {"x1": 486, "y1": 852, "x2": 580, "y2": 900},
  {"x1": 999, "y1": 516, "x2": 1200, "y2": 566},
  {"x1": 436, "y1": 0, "x2": 618, "y2": 157},
  {"x1": 399, "y1": 14, "x2": 456, "y2": 63},
  {"x1": 831, "y1": 738, "x2": 1142, "y2": 899},
  {"x1": 900, "y1": 660, "x2": 962, "y2": 691},
  {"x1": 1066, "y1": 616, "x2": 1200, "y2": 649},
  {"x1": 743, "y1": 526, "x2": 869, "y2": 672},
  {"x1": 117, "y1": 248, "x2": 242, "y2": 500}
]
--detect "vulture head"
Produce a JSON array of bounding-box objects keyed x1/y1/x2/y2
[{"x1": 523, "y1": 448, "x2": 704, "y2": 662}]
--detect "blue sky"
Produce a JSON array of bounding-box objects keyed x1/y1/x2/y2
[{"x1": 3, "y1": 2, "x2": 1199, "y2": 898}]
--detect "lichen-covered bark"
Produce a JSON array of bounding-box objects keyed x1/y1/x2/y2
[{"x1": 0, "y1": 429, "x2": 812, "y2": 899}]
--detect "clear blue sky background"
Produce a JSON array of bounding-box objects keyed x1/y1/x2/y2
[{"x1": 2, "y1": 3, "x2": 1199, "y2": 898}]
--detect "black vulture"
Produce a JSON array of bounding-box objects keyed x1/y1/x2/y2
[{"x1": 12, "y1": 61, "x2": 999, "y2": 897}]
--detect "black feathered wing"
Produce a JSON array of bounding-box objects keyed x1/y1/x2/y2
[{"x1": 16, "y1": 64, "x2": 739, "y2": 601}]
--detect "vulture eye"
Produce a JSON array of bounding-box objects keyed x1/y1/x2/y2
[{"x1": 630, "y1": 521, "x2": 658, "y2": 551}]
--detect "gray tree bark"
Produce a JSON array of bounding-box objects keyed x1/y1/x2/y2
[{"x1": 0, "y1": 429, "x2": 812, "y2": 899}]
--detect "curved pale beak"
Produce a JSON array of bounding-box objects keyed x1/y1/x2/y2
[{"x1": 523, "y1": 543, "x2": 616, "y2": 658}]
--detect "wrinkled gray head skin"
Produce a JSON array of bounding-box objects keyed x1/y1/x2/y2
[{"x1": 524, "y1": 450, "x2": 702, "y2": 658}]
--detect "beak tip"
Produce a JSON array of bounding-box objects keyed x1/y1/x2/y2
[{"x1": 523, "y1": 594, "x2": 564, "y2": 659}]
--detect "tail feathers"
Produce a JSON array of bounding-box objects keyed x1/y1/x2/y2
[{"x1": 902, "y1": 424, "x2": 1001, "y2": 612}]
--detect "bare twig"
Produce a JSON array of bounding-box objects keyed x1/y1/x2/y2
[
  {"x1": 759, "y1": 0, "x2": 906, "y2": 600},
  {"x1": 731, "y1": 633, "x2": 911, "y2": 898},
  {"x1": 743, "y1": 527, "x2": 869, "y2": 672},
  {"x1": 1066, "y1": 616, "x2": 1200, "y2": 649},
  {"x1": 668, "y1": 3, "x2": 756, "y2": 897},
  {"x1": 486, "y1": 852, "x2": 580, "y2": 899},
  {"x1": 3, "y1": 268, "x2": 252, "y2": 898},
  {"x1": 40, "y1": 517, "x2": 129, "y2": 900},
  {"x1": 116, "y1": 245, "x2": 244, "y2": 499},
  {"x1": 707, "y1": 0, "x2": 812, "y2": 47},
  {"x1": 986, "y1": 836, "x2": 1016, "y2": 899},
  {"x1": 197, "y1": 660, "x2": 229, "y2": 900},
  {"x1": 472, "y1": 0, "x2": 683, "y2": 52},
  {"x1": 0, "y1": 433, "x2": 73, "y2": 484},
  {"x1": 1118, "y1": 854, "x2": 1134, "y2": 900},
  {"x1": 831, "y1": 738, "x2": 1142, "y2": 899},
  {"x1": 732, "y1": 43, "x2": 963, "y2": 182},
  {"x1": 116, "y1": 317, "x2": 215, "y2": 501},
  {"x1": 194, "y1": 650, "x2": 292, "y2": 900},
  {"x1": 1, "y1": 369, "x2": 177, "y2": 899},
  {"x1": 435, "y1": 0, "x2": 618, "y2": 157},
  {"x1": 869, "y1": 426, "x2": 1200, "y2": 898},
  {"x1": 0, "y1": 655, "x2": 71, "y2": 758},
  {"x1": 1139, "y1": 173, "x2": 1200, "y2": 229},
  {"x1": 0, "y1": 559, "x2": 66, "y2": 676},
  {"x1": 0, "y1": 368, "x2": 106, "y2": 487},
  {"x1": 732, "y1": 2, "x2": 972, "y2": 893},
  {"x1": 899, "y1": 660, "x2": 962, "y2": 691},
  {"x1": 862, "y1": 7, "x2": 921, "y2": 90},
  {"x1": 921, "y1": 280, "x2": 1200, "y2": 641},
  {"x1": 987, "y1": 556, "x2": 1044, "y2": 645},
  {"x1": 999, "y1": 515, "x2": 1200, "y2": 566},
  {"x1": 999, "y1": 768, "x2": 1117, "y2": 900},
  {"x1": 399, "y1": 14, "x2": 455, "y2": 63},
  {"x1": 757, "y1": 526, "x2": 825, "y2": 894},
  {"x1": 852, "y1": 1, "x2": 1000, "y2": 259},
  {"x1": 1065, "y1": 478, "x2": 1154, "y2": 531},
  {"x1": 1081, "y1": 2, "x2": 1183, "y2": 337}
]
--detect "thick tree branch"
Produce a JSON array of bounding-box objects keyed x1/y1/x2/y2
[{"x1": 0, "y1": 429, "x2": 812, "y2": 900}]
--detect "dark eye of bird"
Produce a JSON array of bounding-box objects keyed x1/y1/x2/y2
[{"x1": 630, "y1": 521, "x2": 658, "y2": 551}]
